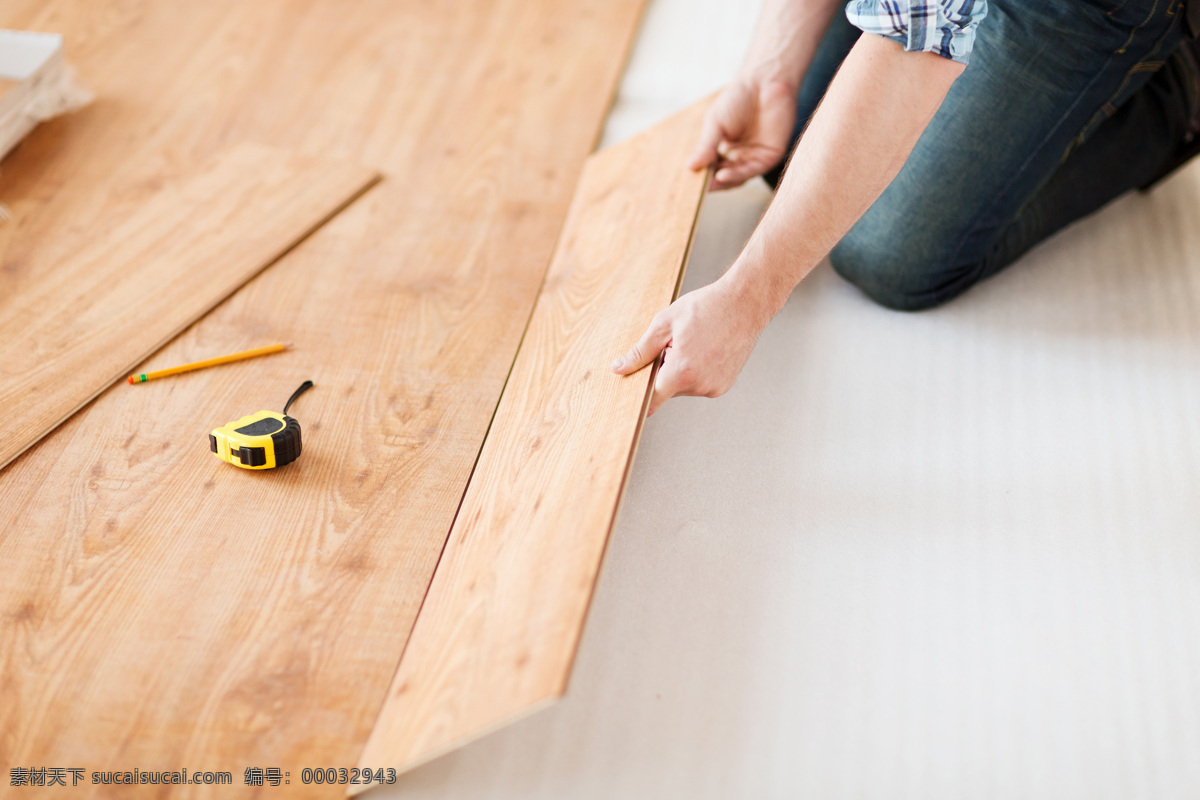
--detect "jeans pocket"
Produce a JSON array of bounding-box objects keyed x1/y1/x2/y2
[
  {"x1": 1068, "y1": 0, "x2": 1185, "y2": 153},
  {"x1": 1097, "y1": 0, "x2": 1178, "y2": 26}
]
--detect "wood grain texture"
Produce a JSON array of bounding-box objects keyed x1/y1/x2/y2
[
  {"x1": 0, "y1": 1, "x2": 645, "y2": 795},
  {"x1": 0, "y1": 144, "x2": 378, "y2": 470},
  {"x1": 357, "y1": 98, "x2": 710, "y2": 778}
]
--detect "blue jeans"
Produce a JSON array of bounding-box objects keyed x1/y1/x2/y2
[{"x1": 766, "y1": 0, "x2": 1195, "y2": 310}]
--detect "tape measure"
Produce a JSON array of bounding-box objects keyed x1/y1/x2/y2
[{"x1": 209, "y1": 380, "x2": 313, "y2": 470}]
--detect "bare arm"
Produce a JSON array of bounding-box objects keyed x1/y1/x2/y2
[
  {"x1": 742, "y1": 0, "x2": 842, "y2": 86},
  {"x1": 613, "y1": 35, "x2": 965, "y2": 414},
  {"x1": 692, "y1": 0, "x2": 843, "y2": 190},
  {"x1": 727, "y1": 35, "x2": 963, "y2": 317}
]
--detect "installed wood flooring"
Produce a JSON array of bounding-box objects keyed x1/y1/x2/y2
[
  {"x1": 0, "y1": 0, "x2": 646, "y2": 794},
  {"x1": 358, "y1": 99, "x2": 710, "y2": 777},
  {"x1": 0, "y1": 144, "x2": 378, "y2": 469}
]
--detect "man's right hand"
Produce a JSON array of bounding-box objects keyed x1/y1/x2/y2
[{"x1": 688, "y1": 77, "x2": 798, "y2": 190}]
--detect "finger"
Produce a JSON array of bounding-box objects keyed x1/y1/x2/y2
[
  {"x1": 646, "y1": 358, "x2": 677, "y2": 416},
  {"x1": 720, "y1": 140, "x2": 769, "y2": 166},
  {"x1": 649, "y1": 349, "x2": 699, "y2": 416},
  {"x1": 709, "y1": 168, "x2": 733, "y2": 192},
  {"x1": 687, "y1": 114, "x2": 724, "y2": 171},
  {"x1": 647, "y1": 383, "x2": 668, "y2": 417},
  {"x1": 612, "y1": 313, "x2": 671, "y2": 375},
  {"x1": 720, "y1": 142, "x2": 779, "y2": 166},
  {"x1": 713, "y1": 158, "x2": 776, "y2": 190},
  {"x1": 712, "y1": 165, "x2": 755, "y2": 190}
]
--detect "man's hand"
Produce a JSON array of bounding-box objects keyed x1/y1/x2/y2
[
  {"x1": 611, "y1": 278, "x2": 770, "y2": 416},
  {"x1": 689, "y1": 77, "x2": 798, "y2": 191},
  {"x1": 613, "y1": 36, "x2": 965, "y2": 418}
]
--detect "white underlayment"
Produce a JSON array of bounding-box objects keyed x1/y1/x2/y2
[{"x1": 374, "y1": 0, "x2": 1200, "y2": 797}]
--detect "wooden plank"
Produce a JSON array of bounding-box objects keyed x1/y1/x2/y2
[
  {"x1": 0, "y1": 144, "x2": 379, "y2": 470},
  {"x1": 0, "y1": 0, "x2": 645, "y2": 791},
  {"x1": 356, "y1": 98, "x2": 710, "y2": 777}
]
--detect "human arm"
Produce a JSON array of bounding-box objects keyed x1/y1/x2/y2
[
  {"x1": 691, "y1": 0, "x2": 844, "y2": 190},
  {"x1": 612, "y1": 34, "x2": 965, "y2": 414}
]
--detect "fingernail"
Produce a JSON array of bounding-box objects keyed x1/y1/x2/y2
[{"x1": 611, "y1": 357, "x2": 624, "y2": 371}]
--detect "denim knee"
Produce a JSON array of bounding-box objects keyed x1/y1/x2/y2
[{"x1": 829, "y1": 226, "x2": 977, "y2": 312}]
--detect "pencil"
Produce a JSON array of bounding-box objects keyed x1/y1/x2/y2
[{"x1": 128, "y1": 343, "x2": 293, "y2": 384}]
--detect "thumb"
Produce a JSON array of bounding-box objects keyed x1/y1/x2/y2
[
  {"x1": 612, "y1": 312, "x2": 672, "y2": 375},
  {"x1": 687, "y1": 114, "x2": 723, "y2": 172},
  {"x1": 646, "y1": 363, "x2": 675, "y2": 416}
]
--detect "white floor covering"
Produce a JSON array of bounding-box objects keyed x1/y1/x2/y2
[{"x1": 372, "y1": 1, "x2": 1200, "y2": 796}]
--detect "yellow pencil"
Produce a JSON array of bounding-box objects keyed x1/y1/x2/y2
[{"x1": 127, "y1": 343, "x2": 293, "y2": 384}]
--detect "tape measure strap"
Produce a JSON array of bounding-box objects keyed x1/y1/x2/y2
[{"x1": 283, "y1": 380, "x2": 314, "y2": 416}]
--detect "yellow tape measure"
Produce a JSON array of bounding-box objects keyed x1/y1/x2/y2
[{"x1": 209, "y1": 380, "x2": 313, "y2": 470}]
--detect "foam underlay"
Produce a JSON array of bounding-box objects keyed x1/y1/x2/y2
[{"x1": 372, "y1": 0, "x2": 1200, "y2": 797}]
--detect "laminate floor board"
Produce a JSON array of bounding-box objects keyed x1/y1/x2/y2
[
  {"x1": 0, "y1": 0, "x2": 646, "y2": 795},
  {"x1": 357, "y1": 99, "x2": 710, "y2": 779},
  {"x1": 0, "y1": 77, "x2": 18, "y2": 104},
  {"x1": 0, "y1": 143, "x2": 378, "y2": 469}
]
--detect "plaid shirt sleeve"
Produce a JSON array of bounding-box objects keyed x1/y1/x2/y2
[{"x1": 845, "y1": 0, "x2": 988, "y2": 65}]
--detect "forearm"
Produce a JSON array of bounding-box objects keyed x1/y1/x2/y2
[
  {"x1": 740, "y1": 0, "x2": 845, "y2": 89},
  {"x1": 726, "y1": 34, "x2": 965, "y2": 320},
  {"x1": 615, "y1": 26, "x2": 970, "y2": 412}
]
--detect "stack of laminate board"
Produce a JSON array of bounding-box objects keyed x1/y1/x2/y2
[
  {"x1": 0, "y1": 30, "x2": 69, "y2": 161},
  {"x1": 0, "y1": 0, "x2": 710, "y2": 794}
]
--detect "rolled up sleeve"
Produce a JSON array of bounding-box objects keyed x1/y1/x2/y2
[{"x1": 845, "y1": 0, "x2": 988, "y2": 65}]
